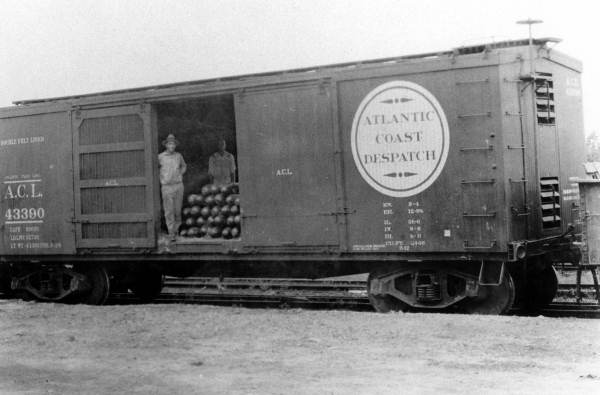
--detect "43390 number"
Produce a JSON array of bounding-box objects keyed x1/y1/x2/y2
[{"x1": 5, "y1": 207, "x2": 45, "y2": 221}]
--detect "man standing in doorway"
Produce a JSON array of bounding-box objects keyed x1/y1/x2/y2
[
  {"x1": 159, "y1": 134, "x2": 187, "y2": 241},
  {"x1": 208, "y1": 138, "x2": 236, "y2": 185}
]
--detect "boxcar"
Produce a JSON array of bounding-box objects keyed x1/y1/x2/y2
[{"x1": 0, "y1": 38, "x2": 585, "y2": 313}]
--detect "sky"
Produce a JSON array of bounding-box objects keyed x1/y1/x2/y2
[{"x1": 1, "y1": 0, "x2": 597, "y2": 135}]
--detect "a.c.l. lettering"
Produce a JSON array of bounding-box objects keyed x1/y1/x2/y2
[{"x1": 4, "y1": 183, "x2": 43, "y2": 199}]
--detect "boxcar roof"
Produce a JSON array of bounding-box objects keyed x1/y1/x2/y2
[{"x1": 13, "y1": 37, "x2": 563, "y2": 106}]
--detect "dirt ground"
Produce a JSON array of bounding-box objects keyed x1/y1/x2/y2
[{"x1": 0, "y1": 301, "x2": 599, "y2": 395}]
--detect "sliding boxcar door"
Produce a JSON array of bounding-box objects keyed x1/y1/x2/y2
[
  {"x1": 72, "y1": 105, "x2": 156, "y2": 248},
  {"x1": 235, "y1": 83, "x2": 339, "y2": 248}
]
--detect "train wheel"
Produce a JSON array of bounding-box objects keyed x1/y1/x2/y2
[
  {"x1": 78, "y1": 265, "x2": 110, "y2": 305},
  {"x1": 523, "y1": 265, "x2": 558, "y2": 313},
  {"x1": 367, "y1": 270, "x2": 411, "y2": 313},
  {"x1": 129, "y1": 269, "x2": 164, "y2": 302},
  {"x1": 0, "y1": 274, "x2": 12, "y2": 297},
  {"x1": 460, "y1": 271, "x2": 515, "y2": 315}
]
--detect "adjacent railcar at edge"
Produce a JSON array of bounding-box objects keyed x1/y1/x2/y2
[{"x1": 0, "y1": 38, "x2": 585, "y2": 314}]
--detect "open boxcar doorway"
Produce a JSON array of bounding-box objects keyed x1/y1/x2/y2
[{"x1": 155, "y1": 95, "x2": 241, "y2": 245}]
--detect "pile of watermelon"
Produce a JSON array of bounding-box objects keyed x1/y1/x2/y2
[{"x1": 180, "y1": 183, "x2": 241, "y2": 239}]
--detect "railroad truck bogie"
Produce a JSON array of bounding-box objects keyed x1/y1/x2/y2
[
  {"x1": 7, "y1": 263, "x2": 110, "y2": 305},
  {"x1": 366, "y1": 261, "x2": 516, "y2": 314}
]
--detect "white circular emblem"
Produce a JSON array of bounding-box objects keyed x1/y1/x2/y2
[{"x1": 351, "y1": 81, "x2": 450, "y2": 197}]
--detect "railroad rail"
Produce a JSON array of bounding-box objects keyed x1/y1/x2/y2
[
  {"x1": 108, "y1": 277, "x2": 372, "y2": 310},
  {"x1": 109, "y1": 277, "x2": 600, "y2": 318},
  {"x1": 160, "y1": 276, "x2": 600, "y2": 300},
  {"x1": 2, "y1": 277, "x2": 598, "y2": 318},
  {"x1": 538, "y1": 303, "x2": 600, "y2": 318},
  {"x1": 108, "y1": 291, "x2": 374, "y2": 310},
  {"x1": 555, "y1": 283, "x2": 600, "y2": 302},
  {"x1": 164, "y1": 277, "x2": 368, "y2": 292}
]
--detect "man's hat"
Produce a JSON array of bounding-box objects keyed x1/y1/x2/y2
[{"x1": 162, "y1": 134, "x2": 179, "y2": 146}]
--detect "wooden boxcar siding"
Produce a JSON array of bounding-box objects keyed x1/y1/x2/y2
[
  {"x1": 547, "y1": 59, "x2": 586, "y2": 230},
  {"x1": 77, "y1": 114, "x2": 147, "y2": 219},
  {"x1": 525, "y1": 59, "x2": 566, "y2": 237},
  {"x1": 0, "y1": 109, "x2": 76, "y2": 255},
  {"x1": 79, "y1": 150, "x2": 145, "y2": 180},
  {"x1": 337, "y1": 64, "x2": 507, "y2": 254},
  {"x1": 81, "y1": 222, "x2": 147, "y2": 239},
  {"x1": 499, "y1": 59, "x2": 533, "y2": 241},
  {"x1": 79, "y1": 114, "x2": 144, "y2": 145},
  {"x1": 80, "y1": 186, "x2": 146, "y2": 214},
  {"x1": 454, "y1": 66, "x2": 505, "y2": 250}
]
